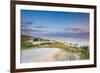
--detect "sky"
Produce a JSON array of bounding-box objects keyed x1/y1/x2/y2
[{"x1": 21, "y1": 10, "x2": 89, "y2": 36}]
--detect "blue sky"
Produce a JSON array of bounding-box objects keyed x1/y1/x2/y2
[{"x1": 21, "y1": 10, "x2": 89, "y2": 35}]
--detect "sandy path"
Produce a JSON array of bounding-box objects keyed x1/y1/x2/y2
[
  {"x1": 35, "y1": 49, "x2": 81, "y2": 62},
  {"x1": 21, "y1": 48, "x2": 62, "y2": 63},
  {"x1": 21, "y1": 48, "x2": 81, "y2": 63}
]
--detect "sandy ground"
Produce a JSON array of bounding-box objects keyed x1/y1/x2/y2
[
  {"x1": 35, "y1": 49, "x2": 81, "y2": 62},
  {"x1": 21, "y1": 48, "x2": 81, "y2": 63}
]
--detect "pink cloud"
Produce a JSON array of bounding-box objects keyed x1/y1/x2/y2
[{"x1": 64, "y1": 26, "x2": 89, "y2": 33}]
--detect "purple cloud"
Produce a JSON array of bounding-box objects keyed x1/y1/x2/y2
[{"x1": 64, "y1": 27, "x2": 89, "y2": 33}]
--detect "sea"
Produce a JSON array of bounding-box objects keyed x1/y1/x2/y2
[{"x1": 22, "y1": 32, "x2": 89, "y2": 46}]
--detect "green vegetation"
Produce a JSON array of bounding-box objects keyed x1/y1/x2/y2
[
  {"x1": 21, "y1": 35, "x2": 89, "y2": 60},
  {"x1": 33, "y1": 38, "x2": 49, "y2": 41},
  {"x1": 21, "y1": 35, "x2": 32, "y2": 49}
]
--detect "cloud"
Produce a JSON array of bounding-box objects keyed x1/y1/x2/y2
[
  {"x1": 21, "y1": 27, "x2": 51, "y2": 34},
  {"x1": 21, "y1": 22, "x2": 33, "y2": 25},
  {"x1": 21, "y1": 28, "x2": 45, "y2": 33},
  {"x1": 34, "y1": 25, "x2": 47, "y2": 29},
  {"x1": 21, "y1": 20, "x2": 48, "y2": 29},
  {"x1": 64, "y1": 27, "x2": 89, "y2": 33},
  {"x1": 22, "y1": 29, "x2": 40, "y2": 32}
]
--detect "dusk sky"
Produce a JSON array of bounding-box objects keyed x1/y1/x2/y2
[{"x1": 21, "y1": 10, "x2": 89, "y2": 35}]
